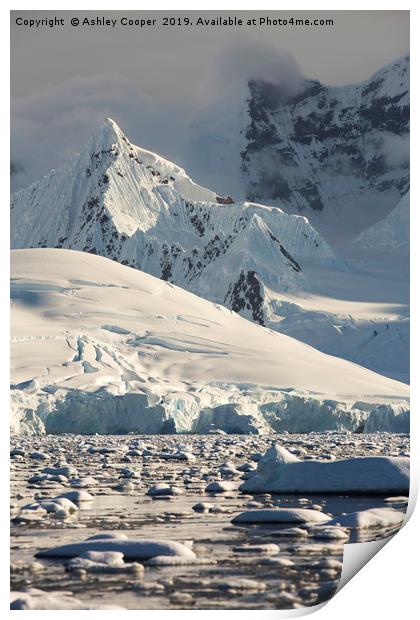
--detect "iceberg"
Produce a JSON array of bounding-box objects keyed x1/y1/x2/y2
[{"x1": 240, "y1": 445, "x2": 410, "y2": 494}]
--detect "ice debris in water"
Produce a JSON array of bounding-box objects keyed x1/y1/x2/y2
[
  {"x1": 42, "y1": 465, "x2": 78, "y2": 478},
  {"x1": 36, "y1": 533, "x2": 197, "y2": 562},
  {"x1": 205, "y1": 480, "x2": 237, "y2": 493},
  {"x1": 20, "y1": 497, "x2": 78, "y2": 520},
  {"x1": 307, "y1": 526, "x2": 350, "y2": 540},
  {"x1": 67, "y1": 550, "x2": 144, "y2": 575},
  {"x1": 147, "y1": 483, "x2": 184, "y2": 497},
  {"x1": 56, "y1": 490, "x2": 94, "y2": 503},
  {"x1": 240, "y1": 444, "x2": 410, "y2": 494},
  {"x1": 10, "y1": 588, "x2": 124, "y2": 610},
  {"x1": 328, "y1": 508, "x2": 405, "y2": 530},
  {"x1": 232, "y1": 508, "x2": 330, "y2": 525}
]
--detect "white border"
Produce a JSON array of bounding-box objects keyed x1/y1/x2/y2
[{"x1": 2, "y1": 2, "x2": 417, "y2": 619}]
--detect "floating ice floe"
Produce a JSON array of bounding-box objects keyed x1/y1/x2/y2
[
  {"x1": 205, "y1": 481, "x2": 237, "y2": 493},
  {"x1": 10, "y1": 588, "x2": 124, "y2": 610},
  {"x1": 220, "y1": 462, "x2": 241, "y2": 476},
  {"x1": 159, "y1": 451, "x2": 196, "y2": 462},
  {"x1": 21, "y1": 497, "x2": 78, "y2": 519},
  {"x1": 307, "y1": 526, "x2": 350, "y2": 540},
  {"x1": 145, "y1": 555, "x2": 214, "y2": 567},
  {"x1": 36, "y1": 533, "x2": 197, "y2": 562},
  {"x1": 42, "y1": 465, "x2": 78, "y2": 478},
  {"x1": 120, "y1": 467, "x2": 140, "y2": 479},
  {"x1": 231, "y1": 508, "x2": 330, "y2": 525},
  {"x1": 29, "y1": 451, "x2": 48, "y2": 460},
  {"x1": 67, "y1": 550, "x2": 144, "y2": 575},
  {"x1": 10, "y1": 448, "x2": 24, "y2": 457},
  {"x1": 56, "y1": 490, "x2": 94, "y2": 503},
  {"x1": 213, "y1": 578, "x2": 267, "y2": 592},
  {"x1": 68, "y1": 476, "x2": 98, "y2": 488},
  {"x1": 147, "y1": 483, "x2": 184, "y2": 497},
  {"x1": 240, "y1": 445, "x2": 410, "y2": 494},
  {"x1": 328, "y1": 507, "x2": 405, "y2": 530},
  {"x1": 232, "y1": 543, "x2": 280, "y2": 554},
  {"x1": 237, "y1": 462, "x2": 257, "y2": 472},
  {"x1": 28, "y1": 473, "x2": 67, "y2": 484},
  {"x1": 260, "y1": 556, "x2": 295, "y2": 567},
  {"x1": 192, "y1": 502, "x2": 214, "y2": 513},
  {"x1": 272, "y1": 527, "x2": 309, "y2": 538},
  {"x1": 384, "y1": 496, "x2": 409, "y2": 504}
]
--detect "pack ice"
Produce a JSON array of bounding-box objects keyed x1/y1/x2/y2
[{"x1": 11, "y1": 249, "x2": 408, "y2": 435}]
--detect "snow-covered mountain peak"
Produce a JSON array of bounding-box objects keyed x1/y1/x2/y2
[
  {"x1": 87, "y1": 116, "x2": 126, "y2": 149},
  {"x1": 11, "y1": 119, "x2": 339, "y2": 331},
  {"x1": 362, "y1": 53, "x2": 409, "y2": 96}
]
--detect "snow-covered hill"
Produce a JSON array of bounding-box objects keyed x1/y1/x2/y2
[
  {"x1": 269, "y1": 255, "x2": 409, "y2": 383},
  {"x1": 187, "y1": 55, "x2": 409, "y2": 242},
  {"x1": 11, "y1": 249, "x2": 409, "y2": 435},
  {"x1": 352, "y1": 192, "x2": 409, "y2": 253},
  {"x1": 11, "y1": 119, "x2": 409, "y2": 380},
  {"x1": 11, "y1": 118, "x2": 336, "y2": 327}
]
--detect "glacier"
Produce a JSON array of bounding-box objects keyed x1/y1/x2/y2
[{"x1": 11, "y1": 249, "x2": 409, "y2": 435}]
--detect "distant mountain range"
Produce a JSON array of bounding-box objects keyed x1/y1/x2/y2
[
  {"x1": 187, "y1": 55, "x2": 409, "y2": 241},
  {"x1": 9, "y1": 54, "x2": 410, "y2": 436}
]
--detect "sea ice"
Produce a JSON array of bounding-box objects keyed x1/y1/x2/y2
[
  {"x1": 10, "y1": 588, "x2": 124, "y2": 610},
  {"x1": 147, "y1": 483, "x2": 184, "y2": 497},
  {"x1": 36, "y1": 535, "x2": 197, "y2": 562},
  {"x1": 205, "y1": 481, "x2": 237, "y2": 493},
  {"x1": 56, "y1": 490, "x2": 94, "y2": 502},
  {"x1": 327, "y1": 507, "x2": 405, "y2": 529},
  {"x1": 232, "y1": 508, "x2": 330, "y2": 525},
  {"x1": 240, "y1": 445, "x2": 410, "y2": 494},
  {"x1": 21, "y1": 497, "x2": 78, "y2": 519},
  {"x1": 67, "y1": 550, "x2": 144, "y2": 574}
]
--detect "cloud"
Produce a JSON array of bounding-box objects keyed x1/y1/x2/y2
[
  {"x1": 381, "y1": 132, "x2": 410, "y2": 167},
  {"x1": 11, "y1": 74, "x2": 172, "y2": 191},
  {"x1": 195, "y1": 35, "x2": 304, "y2": 105},
  {"x1": 11, "y1": 39, "x2": 305, "y2": 192}
]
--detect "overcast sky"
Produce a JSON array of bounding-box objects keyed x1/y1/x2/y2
[{"x1": 11, "y1": 10, "x2": 409, "y2": 190}]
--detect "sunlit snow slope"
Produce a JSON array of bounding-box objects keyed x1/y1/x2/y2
[
  {"x1": 11, "y1": 249, "x2": 408, "y2": 435},
  {"x1": 10, "y1": 119, "x2": 409, "y2": 381},
  {"x1": 352, "y1": 192, "x2": 409, "y2": 253}
]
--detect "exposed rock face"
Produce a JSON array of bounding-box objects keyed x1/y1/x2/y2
[
  {"x1": 188, "y1": 55, "x2": 409, "y2": 241},
  {"x1": 225, "y1": 270, "x2": 265, "y2": 326}
]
